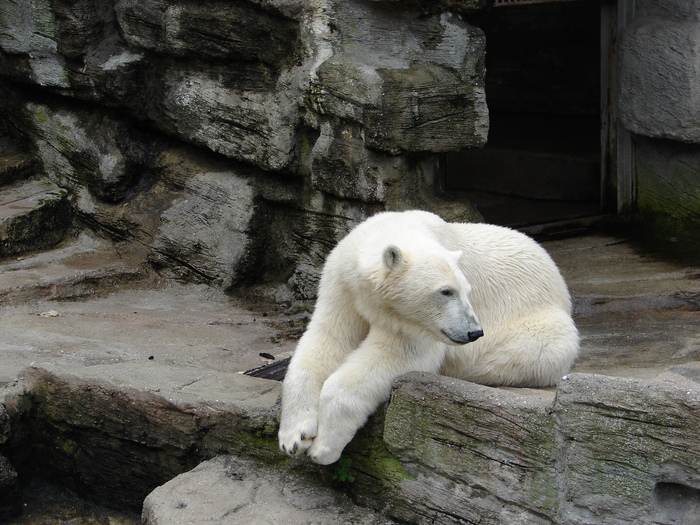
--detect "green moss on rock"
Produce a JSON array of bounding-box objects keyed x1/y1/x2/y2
[{"x1": 634, "y1": 135, "x2": 700, "y2": 247}]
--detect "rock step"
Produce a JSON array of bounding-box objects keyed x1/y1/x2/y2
[
  {"x1": 0, "y1": 151, "x2": 35, "y2": 187},
  {"x1": 0, "y1": 231, "x2": 150, "y2": 307},
  {"x1": 0, "y1": 178, "x2": 71, "y2": 259}
]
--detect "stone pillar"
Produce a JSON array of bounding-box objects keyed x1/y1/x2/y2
[
  {"x1": 618, "y1": 0, "x2": 700, "y2": 241},
  {"x1": 619, "y1": 12, "x2": 700, "y2": 143}
]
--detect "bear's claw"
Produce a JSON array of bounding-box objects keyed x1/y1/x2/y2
[
  {"x1": 279, "y1": 415, "x2": 318, "y2": 457},
  {"x1": 281, "y1": 441, "x2": 299, "y2": 455}
]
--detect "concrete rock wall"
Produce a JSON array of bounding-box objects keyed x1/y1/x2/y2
[
  {"x1": 633, "y1": 136, "x2": 700, "y2": 244},
  {"x1": 0, "y1": 0, "x2": 487, "y2": 297},
  {"x1": 620, "y1": 17, "x2": 700, "y2": 144},
  {"x1": 618, "y1": 0, "x2": 700, "y2": 241}
]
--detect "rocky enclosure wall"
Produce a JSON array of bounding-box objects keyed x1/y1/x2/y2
[
  {"x1": 2, "y1": 0, "x2": 699, "y2": 290},
  {"x1": 0, "y1": 0, "x2": 489, "y2": 298}
]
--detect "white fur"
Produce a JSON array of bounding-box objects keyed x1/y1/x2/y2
[{"x1": 278, "y1": 210, "x2": 579, "y2": 465}]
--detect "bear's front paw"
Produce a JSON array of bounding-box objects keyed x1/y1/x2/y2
[
  {"x1": 278, "y1": 417, "x2": 317, "y2": 457},
  {"x1": 307, "y1": 439, "x2": 343, "y2": 465}
]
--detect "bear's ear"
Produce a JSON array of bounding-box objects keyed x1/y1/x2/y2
[{"x1": 383, "y1": 245, "x2": 404, "y2": 271}]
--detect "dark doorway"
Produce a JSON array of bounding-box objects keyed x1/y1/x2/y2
[{"x1": 446, "y1": 0, "x2": 602, "y2": 227}]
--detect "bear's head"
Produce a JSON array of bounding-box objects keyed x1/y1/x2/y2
[{"x1": 376, "y1": 244, "x2": 483, "y2": 345}]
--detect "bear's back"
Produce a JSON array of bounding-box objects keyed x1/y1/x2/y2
[{"x1": 447, "y1": 222, "x2": 572, "y2": 322}]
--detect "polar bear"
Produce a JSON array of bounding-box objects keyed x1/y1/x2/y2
[{"x1": 278, "y1": 210, "x2": 578, "y2": 465}]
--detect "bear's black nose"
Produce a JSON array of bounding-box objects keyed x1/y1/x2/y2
[{"x1": 467, "y1": 330, "x2": 484, "y2": 342}]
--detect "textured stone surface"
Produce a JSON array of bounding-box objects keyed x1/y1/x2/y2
[
  {"x1": 364, "y1": 64, "x2": 487, "y2": 154},
  {"x1": 142, "y1": 455, "x2": 396, "y2": 525},
  {"x1": 0, "y1": 0, "x2": 488, "y2": 298},
  {"x1": 148, "y1": 149, "x2": 259, "y2": 288},
  {"x1": 19, "y1": 101, "x2": 158, "y2": 204},
  {"x1": 636, "y1": 0, "x2": 700, "y2": 21},
  {"x1": 341, "y1": 370, "x2": 700, "y2": 525},
  {"x1": 7, "y1": 363, "x2": 700, "y2": 525},
  {"x1": 555, "y1": 373, "x2": 700, "y2": 525},
  {"x1": 0, "y1": 179, "x2": 71, "y2": 258},
  {"x1": 0, "y1": 151, "x2": 35, "y2": 187},
  {"x1": 0, "y1": 454, "x2": 20, "y2": 521},
  {"x1": 536, "y1": 0, "x2": 700, "y2": 245},
  {"x1": 9, "y1": 97, "x2": 274, "y2": 287},
  {"x1": 634, "y1": 136, "x2": 700, "y2": 242},
  {"x1": 7, "y1": 365, "x2": 283, "y2": 511},
  {"x1": 0, "y1": 395, "x2": 20, "y2": 521},
  {"x1": 115, "y1": 0, "x2": 301, "y2": 67},
  {"x1": 146, "y1": 65, "x2": 301, "y2": 171},
  {"x1": 0, "y1": 402, "x2": 7, "y2": 446},
  {"x1": 0, "y1": 0, "x2": 70, "y2": 88},
  {"x1": 0, "y1": 232, "x2": 699, "y2": 523},
  {"x1": 1, "y1": 1, "x2": 699, "y2": 523},
  {"x1": 312, "y1": 4, "x2": 488, "y2": 155},
  {"x1": 619, "y1": 17, "x2": 700, "y2": 144},
  {"x1": 380, "y1": 372, "x2": 557, "y2": 524}
]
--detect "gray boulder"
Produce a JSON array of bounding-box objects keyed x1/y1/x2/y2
[{"x1": 142, "y1": 455, "x2": 396, "y2": 525}]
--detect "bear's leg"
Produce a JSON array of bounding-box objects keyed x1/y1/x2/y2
[
  {"x1": 444, "y1": 308, "x2": 579, "y2": 387},
  {"x1": 307, "y1": 328, "x2": 445, "y2": 465},
  {"x1": 279, "y1": 295, "x2": 368, "y2": 457}
]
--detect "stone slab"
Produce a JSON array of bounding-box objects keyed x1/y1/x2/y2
[
  {"x1": 149, "y1": 149, "x2": 258, "y2": 288},
  {"x1": 0, "y1": 151, "x2": 34, "y2": 186},
  {"x1": 0, "y1": 230, "x2": 301, "y2": 387},
  {"x1": 381, "y1": 372, "x2": 557, "y2": 524},
  {"x1": 365, "y1": 64, "x2": 488, "y2": 154},
  {"x1": 0, "y1": 285, "x2": 298, "y2": 387},
  {"x1": 545, "y1": 234, "x2": 700, "y2": 316},
  {"x1": 547, "y1": 234, "x2": 700, "y2": 381},
  {"x1": 142, "y1": 455, "x2": 396, "y2": 525},
  {"x1": 555, "y1": 373, "x2": 700, "y2": 525},
  {"x1": 0, "y1": 233, "x2": 147, "y2": 311},
  {"x1": 55, "y1": 361, "x2": 282, "y2": 409},
  {"x1": 115, "y1": 0, "x2": 301, "y2": 68}
]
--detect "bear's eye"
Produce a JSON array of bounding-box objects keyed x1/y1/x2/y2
[{"x1": 440, "y1": 288, "x2": 455, "y2": 297}]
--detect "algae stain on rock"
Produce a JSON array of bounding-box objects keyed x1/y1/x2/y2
[
  {"x1": 343, "y1": 405, "x2": 416, "y2": 487},
  {"x1": 61, "y1": 438, "x2": 79, "y2": 456}
]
